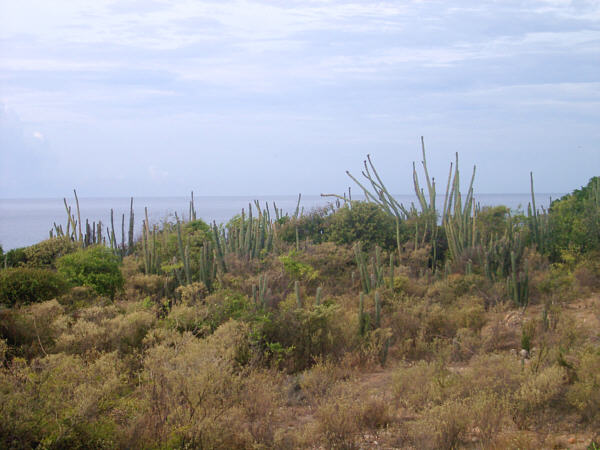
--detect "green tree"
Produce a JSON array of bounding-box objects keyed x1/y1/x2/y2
[{"x1": 548, "y1": 177, "x2": 600, "y2": 262}]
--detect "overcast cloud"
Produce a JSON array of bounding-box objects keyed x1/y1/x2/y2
[{"x1": 0, "y1": 0, "x2": 599, "y2": 197}]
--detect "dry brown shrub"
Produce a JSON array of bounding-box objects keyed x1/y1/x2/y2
[
  {"x1": 457, "y1": 353, "x2": 523, "y2": 400},
  {"x1": 175, "y1": 281, "x2": 208, "y2": 304},
  {"x1": 392, "y1": 361, "x2": 458, "y2": 411},
  {"x1": 105, "y1": 310, "x2": 154, "y2": 351},
  {"x1": 132, "y1": 325, "x2": 246, "y2": 448},
  {"x1": 0, "y1": 338, "x2": 8, "y2": 365},
  {"x1": 481, "y1": 318, "x2": 520, "y2": 352},
  {"x1": 165, "y1": 303, "x2": 207, "y2": 334},
  {"x1": 573, "y1": 255, "x2": 600, "y2": 293},
  {"x1": 295, "y1": 242, "x2": 355, "y2": 293},
  {"x1": 408, "y1": 398, "x2": 469, "y2": 450},
  {"x1": 299, "y1": 358, "x2": 347, "y2": 404},
  {"x1": 237, "y1": 370, "x2": 284, "y2": 446},
  {"x1": 0, "y1": 300, "x2": 65, "y2": 358},
  {"x1": 425, "y1": 273, "x2": 486, "y2": 305},
  {"x1": 55, "y1": 309, "x2": 154, "y2": 355},
  {"x1": 315, "y1": 395, "x2": 360, "y2": 449},
  {"x1": 75, "y1": 304, "x2": 120, "y2": 323},
  {"x1": 567, "y1": 347, "x2": 600, "y2": 423},
  {"x1": 57, "y1": 285, "x2": 98, "y2": 307},
  {"x1": 451, "y1": 327, "x2": 481, "y2": 362},
  {"x1": 0, "y1": 351, "x2": 130, "y2": 448},
  {"x1": 54, "y1": 319, "x2": 106, "y2": 354},
  {"x1": 399, "y1": 245, "x2": 431, "y2": 278},
  {"x1": 512, "y1": 365, "x2": 567, "y2": 429},
  {"x1": 468, "y1": 391, "x2": 509, "y2": 445},
  {"x1": 455, "y1": 295, "x2": 487, "y2": 331},
  {"x1": 357, "y1": 395, "x2": 393, "y2": 429}
]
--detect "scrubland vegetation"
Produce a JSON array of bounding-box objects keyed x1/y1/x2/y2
[{"x1": 1, "y1": 147, "x2": 599, "y2": 449}]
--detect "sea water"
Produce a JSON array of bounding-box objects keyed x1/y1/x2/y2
[{"x1": 0, "y1": 193, "x2": 561, "y2": 251}]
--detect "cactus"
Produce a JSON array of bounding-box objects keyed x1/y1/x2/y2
[
  {"x1": 128, "y1": 197, "x2": 135, "y2": 255},
  {"x1": 358, "y1": 292, "x2": 369, "y2": 336},
  {"x1": 315, "y1": 286, "x2": 322, "y2": 306},
  {"x1": 176, "y1": 219, "x2": 191, "y2": 285},
  {"x1": 443, "y1": 153, "x2": 477, "y2": 262},
  {"x1": 212, "y1": 222, "x2": 227, "y2": 273},
  {"x1": 508, "y1": 251, "x2": 529, "y2": 307},
  {"x1": 258, "y1": 274, "x2": 268, "y2": 308},
  {"x1": 295, "y1": 281, "x2": 302, "y2": 308},
  {"x1": 375, "y1": 291, "x2": 382, "y2": 328},
  {"x1": 354, "y1": 243, "x2": 371, "y2": 293},
  {"x1": 198, "y1": 241, "x2": 217, "y2": 292},
  {"x1": 74, "y1": 189, "x2": 82, "y2": 243}
]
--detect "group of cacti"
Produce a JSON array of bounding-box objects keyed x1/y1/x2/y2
[
  {"x1": 51, "y1": 190, "x2": 135, "y2": 258},
  {"x1": 344, "y1": 138, "x2": 552, "y2": 307},
  {"x1": 354, "y1": 243, "x2": 389, "y2": 294}
]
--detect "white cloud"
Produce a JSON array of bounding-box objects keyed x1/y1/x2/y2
[
  {"x1": 32, "y1": 131, "x2": 44, "y2": 140},
  {"x1": 148, "y1": 165, "x2": 169, "y2": 181}
]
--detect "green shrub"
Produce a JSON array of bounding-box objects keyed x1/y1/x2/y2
[
  {"x1": 279, "y1": 208, "x2": 330, "y2": 245},
  {"x1": 57, "y1": 246, "x2": 124, "y2": 299},
  {"x1": 23, "y1": 237, "x2": 78, "y2": 268},
  {"x1": 476, "y1": 206, "x2": 510, "y2": 243},
  {"x1": 279, "y1": 250, "x2": 318, "y2": 281},
  {"x1": 0, "y1": 268, "x2": 69, "y2": 306},
  {"x1": 260, "y1": 302, "x2": 351, "y2": 372},
  {"x1": 326, "y1": 201, "x2": 397, "y2": 251},
  {"x1": 3, "y1": 247, "x2": 27, "y2": 268}
]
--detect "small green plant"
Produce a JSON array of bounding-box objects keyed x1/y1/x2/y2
[{"x1": 279, "y1": 251, "x2": 318, "y2": 281}]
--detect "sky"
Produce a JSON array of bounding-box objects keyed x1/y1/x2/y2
[{"x1": 0, "y1": 0, "x2": 599, "y2": 198}]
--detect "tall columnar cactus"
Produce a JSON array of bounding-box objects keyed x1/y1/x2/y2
[
  {"x1": 375, "y1": 291, "x2": 382, "y2": 328},
  {"x1": 527, "y1": 172, "x2": 550, "y2": 254},
  {"x1": 212, "y1": 222, "x2": 227, "y2": 273},
  {"x1": 259, "y1": 274, "x2": 268, "y2": 308},
  {"x1": 176, "y1": 219, "x2": 191, "y2": 285},
  {"x1": 508, "y1": 251, "x2": 529, "y2": 307},
  {"x1": 295, "y1": 281, "x2": 302, "y2": 308},
  {"x1": 315, "y1": 286, "x2": 323, "y2": 306},
  {"x1": 198, "y1": 241, "x2": 217, "y2": 292},
  {"x1": 389, "y1": 253, "x2": 395, "y2": 289},
  {"x1": 354, "y1": 242, "x2": 371, "y2": 294},
  {"x1": 128, "y1": 197, "x2": 135, "y2": 255},
  {"x1": 443, "y1": 153, "x2": 477, "y2": 263},
  {"x1": 343, "y1": 138, "x2": 477, "y2": 272},
  {"x1": 358, "y1": 292, "x2": 369, "y2": 336}
]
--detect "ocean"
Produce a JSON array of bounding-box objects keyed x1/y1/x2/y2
[{"x1": 0, "y1": 193, "x2": 561, "y2": 251}]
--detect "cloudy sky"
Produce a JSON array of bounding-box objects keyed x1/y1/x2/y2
[{"x1": 0, "y1": 0, "x2": 598, "y2": 198}]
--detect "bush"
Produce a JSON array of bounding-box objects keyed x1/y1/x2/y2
[
  {"x1": 0, "y1": 268, "x2": 69, "y2": 307},
  {"x1": 0, "y1": 352, "x2": 129, "y2": 448},
  {"x1": 567, "y1": 348, "x2": 600, "y2": 423},
  {"x1": 512, "y1": 365, "x2": 567, "y2": 429},
  {"x1": 0, "y1": 300, "x2": 65, "y2": 358},
  {"x1": 57, "y1": 246, "x2": 124, "y2": 299},
  {"x1": 3, "y1": 247, "x2": 27, "y2": 268},
  {"x1": 326, "y1": 202, "x2": 397, "y2": 251},
  {"x1": 23, "y1": 237, "x2": 77, "y2": 268},
  {"x1": 279, "y1": 208, "x2": 330, "y2": 245}
]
